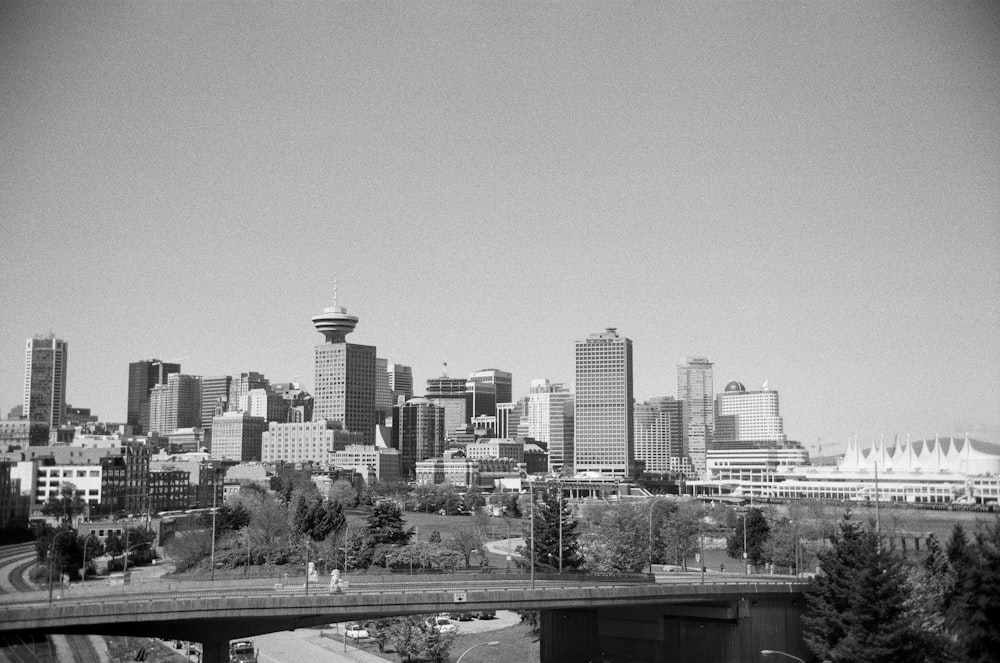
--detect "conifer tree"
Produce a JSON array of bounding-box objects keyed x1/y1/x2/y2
[
  {"x1": 804, "y1": 512, "x2": 922, "y2": 663},
  {"x1": 519, "y1": 482, "x2": 581, "y2": 571}
]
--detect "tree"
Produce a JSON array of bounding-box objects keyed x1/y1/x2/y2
[
  {"x1": 942, "y1": 520, "x2": 1000, "y2": 662},
  {"x1": 328, "y1": 479, "x2": 359, "y2": 507},
  {"x1": 804, "y1": 512, "x2": 923, "y2": 663},
  {"x1": 659, "y1": 504, "x2": 702, "y2": 569},
  {"x1": 41, "y1": 482, "x2": 86, "y2": 527},
  {"x1": 448, "y1": 527, "x2": 483, "y2": 568},
  {"x1": 517, "y1": 482, "x2": 582, "y2": 572},
  {"x1": 579, "y1": 501, "x2": 648, "y2": 573},
  {"x1": 726, "y1": 507, "x2": 770, "y2": 567},
  {"x1": 376, "y1": 616, "x2": 456, "y2": 663},
  {"x1": 366, "y1": 501, "x2": 413, "y2": 545}
]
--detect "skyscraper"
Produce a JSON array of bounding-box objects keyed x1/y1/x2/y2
[
  {"x1": 634, "y1": 397, "x2": 687, "y2": 473},
  {"x1": 228, "y1": 372, "x2": 269, "y2": 412},
  {"x1": 391, "y1": 397, "x2": 446, "y2": 478},
  {"x1": 201, "y1": 375, "x2": 232, "y2": 430},
  {"x1": 375, "y1": 357, "x2": 392, "y2": 424},
  {"x1": 312, "y1": 299, "x2": 376, "y2": 444},
  {"x1": 469, "y1": 369, "x2": 513, "y2": 405},
  {"x1": 127, "y1": 359, "x2": 179, "y2": 435},
  {"x1": 677, "y1": 356, "x2": 714, "y2": 478},
  {"x1": 24, "y1": 336, "x2": 68, "y2": 441},
  {"x1": 574, "y1": 328, "x2": 634, "y2": 478},
  {"x1": 388, "y1": 363, "x2": 413, "y2": 403},
  {"x1": 148, "y1": 374, "x2": 202, "y2": 434},
  {"x1": 714, "y1": 381, "x2": 786, "y2": 447},
  {"x1": 527, "y1": 379, "x2": 575, "y2": 475}
]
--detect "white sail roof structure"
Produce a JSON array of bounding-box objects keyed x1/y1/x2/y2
[{"x1": 839, "y1": 434, "x2": 1000, "y2": 475}]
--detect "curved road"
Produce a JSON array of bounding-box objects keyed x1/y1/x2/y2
[{"x1": 0, "y1": 543, "x2": 103, "y2": 663}]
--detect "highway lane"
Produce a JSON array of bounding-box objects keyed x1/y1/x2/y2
[{"x1": 0, "y1": 543, "x2": 103, "y2": 663}]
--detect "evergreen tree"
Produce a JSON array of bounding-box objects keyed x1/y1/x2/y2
[
  {"x1": 726, "y1": 507, "x2": 770, "y2": 567},
  {"x1": 518, "y1": 482, "x2": 581, "y2": 571},
  {"x1": 804, "y1": 512, "x2": 922, "y2": 663},
  {"x1": 945, "y1": 520, "x2": 1000, "y2": 663},
  {"x1": 366, "y1": 500, "x2": 413, "y2": 544}
]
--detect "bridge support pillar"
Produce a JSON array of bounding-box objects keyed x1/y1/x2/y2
[{"x1": 201, "y1": 638, "x2": 229, "y2": 663}]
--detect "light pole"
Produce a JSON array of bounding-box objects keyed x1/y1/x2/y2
[
  {"x1": 455, "y1": 641, "x2": 500, "y2": 663},
  {"x1": 647, "y1": 497, "x2": 670, "y2": 574},
  {"x1": 529, "y1": 480, "x2": 535, "y2": 589},
  {"x1": 48, "y1": 529, "x2": 76, "y2": 604},
  {"x1": 760, "y1": 650, "x2": 805, "y2": 663},
  {"x1": 210, "y1": 468, "x2": 219, "y2": 582},
  {"x1": 739, "y1": 512, "x2": 749, "y2": 575},
  {"x1": 81, "y1": 532, "x2": 95, "y2": 582}
]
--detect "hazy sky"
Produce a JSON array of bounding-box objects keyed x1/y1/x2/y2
[{"x1": 2, "y1": 1, "x2": 998, "y2": 453}]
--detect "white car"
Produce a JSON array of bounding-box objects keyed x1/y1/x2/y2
[
  {"x1": 345, "y1": 624, "x2": 369, "y2": 639},
  {"x1": 428, "y1": 615, "x2": 457, "y2": 634}
]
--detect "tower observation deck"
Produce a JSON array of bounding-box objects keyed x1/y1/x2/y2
[{"x1": 311, "y1": 304, "x2": 359, "y2": 343}]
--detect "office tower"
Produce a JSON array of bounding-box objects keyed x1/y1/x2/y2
[
  {"x1": 466, "y1": 379, "x2": 497, "y2": 419},
  {"x1": 375, "y1": 358, "x2": 392, "y2": 425},
  {"x1": 228, "y1": 372, "x2": 269, "y2": 412},
  {"x1": 426, "y1": 376, "x2": 467, "y2": 395},
  {"x1": 677, "y1": 356, "x2": 714, "y2": 478},
  {"x1": 714, "y1": 381, "x2": 785, "y2": 447},
  {"x1": 469, "y1": 369, "x2": 513, "y2": 405},
  {"x1": 24, "y1": 336, "x2": 68, "y2": 441},
  {"x1": 239, "y1": 388, "x2": 288, "y2": 422},
  {"x1": 127, "y1": 359, "x2": 180, "y2": 435},
  {"x1": 387, "y1": 364, "x2": 413, "y2": 402},
  {"x1": 634, "y1": 397, "x2": 687, "y2": 473},
  {"x1": 148, "y1": 374, "x2": 202, "y2": 434},
  {"x1": 527, "y1": 379, "x2": 575, "y2": 474},
  {"x1": 391, "y1": 398, "x2": 446, "y2": 478},
  {"x1": 261, "y1": 420, "x2": 364, "y2": 464},
  {"x1": 270, "y1": 382, "x2": 314, "y2": 423},
  {"x1": 574, "y1": 328, "x2": 634, "y2": 478},
  {"x1": 495, "y1": 402, "x2": 515, "y2": 438},
  {"x1": 210, "y1": 411, "x2": 267, "y2": 461},
  {"x1": 312, "y1": 300, "x2": 376, "y2": 444},
  {"x1": 201, "y1": 375, "x2": 232, "y2": 430}
]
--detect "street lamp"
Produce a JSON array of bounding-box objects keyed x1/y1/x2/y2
[
  {"x1": 210, "y1": 468, "x2": 219, "y2": 582},
  {"x1": 761, "y1": 650, "x2": 805, "y2": 663},
  {"x1": 48, "y1": 529, "x2": 76, "y2": 604},
  {"x1": 739, "y1": 512, "x2": 749, "y2": 575},
  {"x1": 455, "y1": 641, "x2": 500, "y2": 663}
]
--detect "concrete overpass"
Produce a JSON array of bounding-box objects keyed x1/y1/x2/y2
[{"x1": 1, "y1": 573, "x2": 811, "y2": 663}]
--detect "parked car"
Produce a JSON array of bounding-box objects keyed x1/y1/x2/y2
[
  {"x1": 427, "y1": 615, "x2": 457, "y2": 634},
  {"x1": 453, "y1": 612, "x2": 474, "y2": 621},
  {"x1": 475, "y1": 609, "x2": 496, "y2": 619},
  {"x1": 345, "y1": 624, "x2": 369, "y2": 639}
]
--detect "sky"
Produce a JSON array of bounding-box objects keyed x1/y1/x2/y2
[{"x1": 1, "y1": 1, "x2": 998, "y2": 455}]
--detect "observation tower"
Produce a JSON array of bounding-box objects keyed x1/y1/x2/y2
[{"x1": 311, "y1": 292, "x2": 359, "y2": 343}]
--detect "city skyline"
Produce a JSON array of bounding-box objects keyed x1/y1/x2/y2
[{"x1": 2, "y1": 2, "x2": 998, "y2": 451}]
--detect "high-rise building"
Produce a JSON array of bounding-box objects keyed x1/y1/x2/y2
[
  {"x1": 24, "y1": 336, "x2": 68, "y2": 441},
  {"x1": 495, "y1": 402, "x2": 515, "y2": 439},
  {"x1": 714, "y1": 381, "x2": 786, "y2": 447},
  {"x1": 388, "y1": 364, "x2": 413, "y2": 403},
  {"x1": 574, "y1": 328, "x2": 634, "y2": 478},
  {"x1": 127, "y1": 359, "x2": 180, "y2": 435},
  {"x1": 466, "y1": 379, "x2": 497, "y2": 419},
  {"x1": 469, "y1": 369, "x2": 513, "y2": 406},
  {"x1": 261, "y1": 420, "x2": 364, "y2": 464},
  {"x1": 270, "y1": 382, "x2": 314, "y2": 423},
  {"x1": 148, "y1": 374, "x2": 202, "y2": 434},
  {"x1": 634, "y1": 397, "x2": 687, "y2": 473},
  {"x1": 210, "y1": 411, "x2": 267, "y2": 461},
  {"x1": 527, "y1": 379, "x2": 575, "y2": 474},
  {"x1": 239, "y1": 388, "x2": 288, "y2": 423},
  {"x1": 201, "y1": 375, "x2": 232, "y2": 430},
  {"x1": 375, "y1": 358, "x2": 392, "y2": 425},
  {"x1": 312, "y1": 300, "x2": 376, "y2": 444},
  {"x1": 391, "y1": 397, "x2": 446, "y2": 478},
  {"x1": 228, "y1": 372, "x2": 269, "y2": 412},
  {"x1": 677, "y1": 356, "x2": 714, "y2": 478}
]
